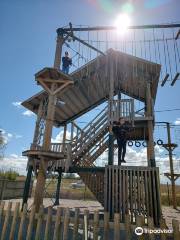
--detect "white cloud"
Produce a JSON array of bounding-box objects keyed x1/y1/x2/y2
[
  {"x1": 12, "y1": 101, "x2": 22, "y2": 108},
  {"x1": 0, "y1": 129, "x2": 12, "y2": 144},
  {"x1": 15, "y1": 134, "x2": 23, "y2": 139},
  {"x1": 0, "y1": 154, "x2": 28, "y2": 175},
  {"x1": 7, "y1": 133, "x2": 13, "y2": 138},
  {"x1": 51, "y1": 130, "x2": 72, "y2": 143},
  {"x1": 0, "y1": 129, "x2": 23, "y2": 144},
  {"x1": 174, "y1": 118, "x2": 180, "y2": 125},
  {"x1": 22, "y1": 110, "x2": 35, "y2": 117},
  {"x1": 95, "y1": 144, "x2": 180, "y2": 184}
]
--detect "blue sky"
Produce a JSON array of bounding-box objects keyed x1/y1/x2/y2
[{"x1": 0, "y1": 0, "x2": 180, "y2": 179}]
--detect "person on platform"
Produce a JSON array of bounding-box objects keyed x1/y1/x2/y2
[
  {"x1": 112, "y1": 118, "x2": 133, "y2": 165},
  {"x1": 62, "y1": 51, "x2": 72, "y2": 74}
]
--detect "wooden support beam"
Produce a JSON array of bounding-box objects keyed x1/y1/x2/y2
[
  {"x1": 146, "y1": 82, "x2": 155, "y2": 167},
  {"x1": 54, "y1": 35, "x2": 64, "y2": 69}
]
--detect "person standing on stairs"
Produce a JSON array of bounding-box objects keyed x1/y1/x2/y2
[
  {"x1": 62, "y1": 51, "x2": 72, "y2": 74},
  {"x1": 112, "y1": 118, "x2": 133, "y2": 165}
]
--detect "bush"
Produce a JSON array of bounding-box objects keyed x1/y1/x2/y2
[{"x1": 0, "y1": 169, "x2": 19, "y2": 180}]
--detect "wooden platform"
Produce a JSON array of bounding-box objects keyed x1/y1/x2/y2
[{"x1": 22, "y1": 49, "x2": 161, "y2": 125}]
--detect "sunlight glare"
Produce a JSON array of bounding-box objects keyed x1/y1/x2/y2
[{"x1": 114, "y1": 14, "x2": 131, "y2": 35}]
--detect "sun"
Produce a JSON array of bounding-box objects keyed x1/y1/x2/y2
[{"x1": 114, "y1": 14, "x2": 131, "y2": 35}]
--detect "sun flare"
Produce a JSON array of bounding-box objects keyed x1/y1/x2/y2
[{"x1": 114, "y1": 14, "x2": 131, "y2": 35}]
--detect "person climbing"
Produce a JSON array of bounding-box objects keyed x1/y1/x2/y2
[
  {"x1": 112, "y1": 118, "x2": 133, "y2": 165},
  {"x1": 62, "y1": 51, "x2": 72, "y2": 74}
]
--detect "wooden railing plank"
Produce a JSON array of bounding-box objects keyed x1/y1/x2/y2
[
  {"x1": 172, "y1": 219, "x2": 180, "y2": 240},
  {"x1": 114, "y1": 213, "x2": 120, "y2": 240},
  {"x1": 26, "y1": 205, "x2": 36, "y2": 240},
  {"x1": 44, "y1": 206, "x2": 52, "y2": 240},
  {"x1": 53, "y1": 207, "x2": 62, "y2": 240},
  {"x1": 35, "y1": 205, "x2": 44, "y2": 240},
  {"x1": 63, "y1": 208, "x2": 70, "y2": 240},
  {"x1": 103, "y1": 212, "x2": 109, "y2": 240},
  {"x1": 9, "y1": 202, "x2": 20, "y2": 240},
  {"x1": 1, "y1": 201, "x2": 12, "y2": 240},
  {"x1": 17, "y1": 203, "x2": 27, "y2": 240},
  {"x1": 72, "y1": 208, "x2": 79, "y2": 240},
  {"x1": 93, "y1": 210, "x2": 99, "y2": 240}
]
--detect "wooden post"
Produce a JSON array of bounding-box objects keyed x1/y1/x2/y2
[
  {"x1": 44, "y1": 206, "x2": 52, "y2": 240},
  {"x1": 146, "y1": 82, "x2": 155, "y2": 167},
  {"x1": 31, "y1": 100, "x2": 44, "y2": 149},
  {"x1": 54, "y1": 167, "x2": 62, "y2": 206},
  {"x1": 62, "y1": 124, "x2": 67, "y2": 152},
  {"x1": 166, "y1": 122, "x2": 177, "y2": 209},
  {"x1": 9, "y1": 202, "x2": 20, "y2": 240},
  {"x1": 54, "y1": 32, "x2": 64, "y2": 69},
  {"x1": 108, "y1": 51, "x2": 115, "y2": 166}
]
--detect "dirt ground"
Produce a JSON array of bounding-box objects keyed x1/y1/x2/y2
[{"x1": 2, "y1": 198, "x2": 180, "y2": 228}]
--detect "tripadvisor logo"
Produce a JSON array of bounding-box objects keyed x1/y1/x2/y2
[
  {"x1": 135, "y1": 227, "x2": 173, "y2": 235},
  {"x1": 135, "y1": 227, "x2": 143, "y2": 235}
]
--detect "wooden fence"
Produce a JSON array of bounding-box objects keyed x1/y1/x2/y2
[
  {"x1": 104, "y1": 166, "x2": 161, "y2": 226},
  {"x1": 0, "y1": 180, "x2": 33, "y2": 200},
  {"x1": 0, "y1": 201, "x2": 179, "y2": 240}
]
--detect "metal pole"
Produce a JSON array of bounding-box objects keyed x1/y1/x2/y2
[
  {"x1": 57, "y1": 23, "x2": 180, "y2": 33},
  {"x1": 22, "y1": 165, "x2": 33, "y2": 210},
  {"x1": 54, "y1": 167, "x2": 62, "y2": 206}
]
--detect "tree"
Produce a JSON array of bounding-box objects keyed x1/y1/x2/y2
[{"x1": 0, "y1": 130, "x2": 6, "y2": 160}]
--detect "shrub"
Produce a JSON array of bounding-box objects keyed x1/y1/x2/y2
[{"x1": 0, "y1": 169, "x2": 19, "y2": 180}]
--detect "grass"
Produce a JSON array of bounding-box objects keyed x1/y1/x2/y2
[
  {"x1": 0, "y1": 169, "x2": 19, "y2": 180},
  {"x1": 160, "y1": 184, "x2": 180, "y2": 206}
]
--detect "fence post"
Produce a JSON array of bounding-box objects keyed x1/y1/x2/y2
[
  {"x1": 73, "y1": 208, "x2": 79, "y2": 240},
  {"x1": 0, "y1": 201, "x2": 5, "y2": 228},
  {"x1": 9, "y1": 202, "x2": 20, "y2": 240},
  {"x1": 18, "y1": 203, "x2": 27, "y2": 240},
  {"x1": 35, "y1": 205, "x2": 44, "y2": 240},
  {"x1": 1, "y1": 201, "x2": 12, "y2": 240},
  {"x1": 125, "y1": 214, "x2": 131, "y2": 240},
  {"x1": 63, "y1": 208, "x2": 70, "y2": 240},
  {"x1": 44, "y1": 206, "x2": 52, "y2": 240},
  {"x1": 172, "y1": 219, "x2": 180, "y2": 240},
  {"x1": 136, "y1": 215, "x2": 144, "y2": 240},
  {"x1": 26, "y1": 205, "x2": 36, "y2": 240},
  {"x1": 53, "y1": 207, "x2": 62, "y2": 240},
  {"x1": 93, "y1": 210, "x2": 99, "y2": 240},
  {"x1": 160, "y1": 218, "x2": 168, "y2": 240},
  {"x1": 0, "y1": 179, "x2": 7, "y2": 201},
  {"x1": 148, "y1": 217, "x2": 155, "y2": 240},
  {"x1": 104, "y1": 212, "x2": 109, "y2": 240},
  {"x1": 114, "y1": 213, "x2": 120, "y2": 240},
  {"x1": 83, "y1": 209, "x2": 89, "y2": 240}
]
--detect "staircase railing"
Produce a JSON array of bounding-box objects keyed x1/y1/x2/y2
[{"x1": 71, "y1": 106, "x2": 108, "y2": 154}]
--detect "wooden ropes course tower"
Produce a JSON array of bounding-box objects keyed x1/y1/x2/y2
[{"x1": 21, "y1": 22, "x2": 180, "y2": 226}]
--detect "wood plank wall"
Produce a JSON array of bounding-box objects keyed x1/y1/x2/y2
[{"x1": 104, "y1": 166, "x2": 161, "y2": 226}]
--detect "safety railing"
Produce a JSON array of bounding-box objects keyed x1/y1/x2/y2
[{"x1": 108, "y1": 99, "x2": 134, "y2": 124}]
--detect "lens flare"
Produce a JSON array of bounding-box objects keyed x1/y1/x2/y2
[{"x1": 114, "y1": 14, "x2": 131, "y2": 35}]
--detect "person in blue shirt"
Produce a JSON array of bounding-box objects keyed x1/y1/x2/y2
[
  {"x1": 62, "y1": 51, "x2": 72, "y2": 74},
  {"x1": 112, "y1": 118, "x2": 133, "y2": 165}
]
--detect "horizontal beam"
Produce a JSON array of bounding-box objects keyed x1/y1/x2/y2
[
  {"x1": 57, "y1": 23, "x2": 180, "y2": 33},
  {"x1": 69, "y1": 166, "x2": 105, "y2": 173}
]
